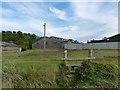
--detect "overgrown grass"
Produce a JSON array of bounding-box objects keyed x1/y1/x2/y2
[
  {"x1": 2, "y1": 49, "x2": 63, "y2": 88},
  {"x1": 2, "y1": 49, "x2": 119, "y2": 88}
]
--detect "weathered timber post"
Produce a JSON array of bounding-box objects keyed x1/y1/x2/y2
[
  {"x1": 64, "y1": 50, "x2": 67, "y2": 58},
  {"x1": 88, "y1": 49, "x2": 93, "y2": 57},
  {"x1": 19, "y1": 48, "x2": 22, "y2": 52},
  {"x1": 63, "y1": 50, "x2": 68, "y2": 66}
]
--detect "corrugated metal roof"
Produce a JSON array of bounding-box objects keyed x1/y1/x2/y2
[{"x1": 0, "y1": 41, "x2": 18, "y2": 47}]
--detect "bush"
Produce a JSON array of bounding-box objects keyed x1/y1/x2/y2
[
  {"x1": 71, "y1": 61, "x2": 118, "y2": 88},
  {"x1": 75, "y1": 61, "x2": 94, "y2": 81},
  {"x1": 56, "y1": 61, "x2": 68, "y2": 87}
]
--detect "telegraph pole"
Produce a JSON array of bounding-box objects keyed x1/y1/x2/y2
[{"x1": 43, "y1": 23, "x2": 46, "y2": 49}]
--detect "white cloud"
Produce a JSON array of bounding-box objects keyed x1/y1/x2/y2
[
  {"x1": 1, "y1": 0, "x2": 119, "y2": 2},
  {"x1": 69, "y1": 0, "x2": 119, "y2": 2},
  {"x1": 1, "y1": 0, "x2": 44, "y2": 2},
  {"x1": 2, "y1": 19, "x2": 23, "y2": 30},
  {"x1": 1, "y1": 18, "x2": 45, "y2": 35},
  {"x1": 0, "y1": 8, "x2": 2, "y2": 15},
  {"x1": 49, "y1": 7, "x2": 67, "y2": 20},
  {"x1": 44, "y1": 24, "x2": 99, "y2": 41},
  {"x1": 71, "y1": 2, "x2": 117, "y2": 23},
  {"x1": 70, "y1": 2, "x2": 118, "y2": 40},
  {"x1": 3, "y1": 2, "x2": 45, "y2": 19}
]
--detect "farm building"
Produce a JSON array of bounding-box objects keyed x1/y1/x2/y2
[
  {"x1": 88, "y1": 33, "x2": 120, "y2": 43},
  {"x1": 32, "y1": 36, "x2": 79, "y2": 49},
  {"x1": 0, "y1": 41, "x2": 21, "y2": 52},
  {"x1": 65, "y1": 34, "x2": 120, "y2": 50}
]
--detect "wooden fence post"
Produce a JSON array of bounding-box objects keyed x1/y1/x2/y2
[
  {"x1": 64, "y1": 50, "x2": 67, "y2": 58},
  {"x1": 88, "y1": 49, "x2": 92, "y2": 57}
]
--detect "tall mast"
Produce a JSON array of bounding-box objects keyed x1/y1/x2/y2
[{"x1": 43, "y1": 23, "x2": 46, "y2": 49}]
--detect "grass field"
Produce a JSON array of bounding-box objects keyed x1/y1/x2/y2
[{"x1": 2, "y1": 49, "x2": 119, "y2": 88}]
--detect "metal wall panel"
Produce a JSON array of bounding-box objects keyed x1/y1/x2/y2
[{"x1": 64, "y1": 42, "x2": 120, "y2": 50}]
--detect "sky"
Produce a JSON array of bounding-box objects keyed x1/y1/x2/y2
[{"x1": 1, "y1": 0, "x2": 119, "y2": 43}]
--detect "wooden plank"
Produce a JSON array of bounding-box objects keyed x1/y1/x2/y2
[
  {"x1": 61, "y1": 57, "x2": 96, "y2": 60},
  {"x1": 66, "y1": 74, "x2": 74, "y2": 78},
  {"x1": 66, "y1": 64, "x2": 82, "y2": 67},
  {"x1": 69, "y1": 71, "x2": 75, "y2": 74}
]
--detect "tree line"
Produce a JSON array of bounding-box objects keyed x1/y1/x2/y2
[{"x1": 2, "y1": 31, "x2": 41, "y2": 51}]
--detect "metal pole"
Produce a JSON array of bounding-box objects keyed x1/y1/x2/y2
[{"x1": 43, "y1": 23, "x2": 46, "y2": 49}]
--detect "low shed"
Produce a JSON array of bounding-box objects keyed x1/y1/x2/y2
[{"x1": 0, "y1": 41, "x2": 21, "y2": 52}]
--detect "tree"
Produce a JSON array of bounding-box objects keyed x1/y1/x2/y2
[{"x1": 2, "y1": 31, "x2": 39, "y2": 51}]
